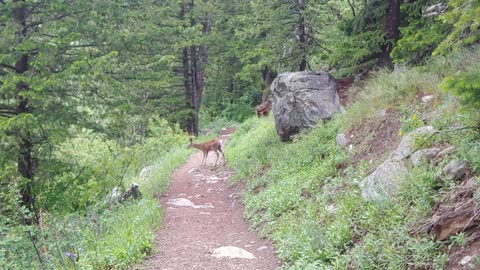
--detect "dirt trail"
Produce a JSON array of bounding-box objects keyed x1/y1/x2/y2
[{"x1": 138, "y1": 130, "x2": 278, "y2": 270}]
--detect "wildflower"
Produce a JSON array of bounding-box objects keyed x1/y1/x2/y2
[
  {"x1": 399, "y1": 130, "x2": 403, "y2": 136},
  {"x1": 412, "y1": 115, "x2": 417, "y2": 120}
]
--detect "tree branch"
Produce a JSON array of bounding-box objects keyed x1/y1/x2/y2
[
  {"x1": 347, "y1": 0, "x2": 356, "y2": 17},
  {"x1": 305, "y1": 33, "x2": 333, "y2": 53}
]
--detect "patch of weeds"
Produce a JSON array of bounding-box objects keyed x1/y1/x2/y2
[
  {"x1": 449, "y1": 232, "x2": 467, "y2": 246},
  {"x1": 399, "y1": 113, "x2": 422, "y2": 136}
]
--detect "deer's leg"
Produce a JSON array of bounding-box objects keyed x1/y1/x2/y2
[
  {"x1": 218, "y1": 148, "x2": 225, "y2": 166},
  {"x1": 203, "y1": 151, "x2": 208, "y2": 166},
  {"x1": 214, "y1": 151, "x2": 220, "y2": 166}
]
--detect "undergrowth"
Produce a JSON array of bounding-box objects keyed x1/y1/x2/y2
[
  {"x1": 0, "y1": 122, "x2": 190, "y2": 269},
  {"x1": 225, "y1": 48, "x2": 480, "y2": 269}
]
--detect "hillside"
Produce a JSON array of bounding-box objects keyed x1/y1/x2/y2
[
  {"x1": 225, "y1": 47, "x2": 480, "y2": 269},
  {"x1": 1, "y1": 0, "x2": 480, "y2": 269}
]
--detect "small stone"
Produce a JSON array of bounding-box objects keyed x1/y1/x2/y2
[
  {"x1": 435, "y1": 160, "x2": 468, "y2": 182},
  {"x1": 167, "y1": 198, "x2": 214, "y2": 209},
  {"x1": 336, "y1": 133, "x2": 350, "y2": 148},
  {"x1": 167, "y1": 198, "x2": 195, "y2": 207},
  {"x1": 257, "y1": 246, "x2": 268, "y2": 251},
  {"x1": 459, "y1": 255, "x2": 472, "y2": 266},
  {"x1": 421, "y1": 95, "x2": 435, "y2": 103},
  {"x1": 410, "y1": 148, "x2": 441, "y2": 167},
  {"x1": 377, "y1": 109, "x2": 387, "y2": 117},
  {"x1": 139, "y1": 165, "x2": 158, "y2": 183},
  {"x1": 433, "y1": 146, "x2": 456, "y2": 165},
  {"x1": 211, "y1": 246, "x2": 256, "y2": 259},
  {"x1": 327, "y1": 204, "x2": 337, "y2": 214}
]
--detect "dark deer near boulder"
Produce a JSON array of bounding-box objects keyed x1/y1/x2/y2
[
  {"x1": 187, "y1": 137, "x2": 225, "y2": 167},
  {"x1": 255, "y1": 99, "x2": 272, "y2": 118}
]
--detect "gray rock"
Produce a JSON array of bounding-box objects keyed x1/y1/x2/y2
[
  {"x1": 336, "y1": 133, "x2": 350, "y2": 148},
  {"x1": 421, "y1": 95, "x2": 435, "y2": 103},
  {"x1": 326, "y1": 204, "x2": 337, "y2": 214},
  {"x1": 435, "y1": 160, "x2": 468, "y2": 182},
  {"x1": 377, "y1": 109, "x2": 387, "y2": 117},
  {"x1": 139, "y1": 165, "x2": 158, "y2": 183},
  {"x1": 390, "y1": 126, "x2": 436, "y2": 161},
  {"x1": 410, "y1": 148, "x2": 441, "y2": 167},
  {"x1": 459, "y1": 255, "x2": 472, "y2": 266},
  {"x1": 212, "y1": 246, "x2": 256, "y2": 259},
  {"x1": 167, "y1": 198, "x2": 214, "y2": 209},
  {"x1": 432, "y1": 146, "x2": 456, "y2": 165},
  {"x1": 360, "y1": 159, "x2": 408, "y2": 201},
  {"x1": 271, "y1": 72, "x2": 342, "y2": 141}
]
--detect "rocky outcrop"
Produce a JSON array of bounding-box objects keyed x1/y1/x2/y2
[
  {"x1": 410, "y1": 147, "x2": 441, "y2": 167},
  {"x1": 271, "y1": 72, "x2": 343, "y2": 141},
  {"x1": 360, "y1": 159, "x2": 409, "y2": 201},
  {"x1": 435, "y1": 160, "x2": 468, "y2": 183},
  {"x1": 389, "y1": 126, "x2": 436, "y2": 161},
  {"x1": 361, "y1": 126, "x2": 436, "y2": 201}
]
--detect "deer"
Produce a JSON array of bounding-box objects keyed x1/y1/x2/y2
[
  {"x1": 255, "y1": 99, "x2": 272, "y2": 118},
  {"x1": 187, "y1": 137, "x2": 225, "y2": 167}
]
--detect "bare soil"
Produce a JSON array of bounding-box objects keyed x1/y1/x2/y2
[
  {"x1": 445, "y1": 240, "x2": 480, "y2": 270},
  {"x1": 336, "y1": 76, "x2": 354, "y2": 106},
  {"x1": 346, "y1": 112, "x2": 402, "y2": 171},
  {"x1": 137, "y1": 130, "x2": 278, "y2": 270}
]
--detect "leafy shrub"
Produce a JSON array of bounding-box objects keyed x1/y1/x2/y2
[
  {"x1": 441, "y1": 69, "x2": 480, "y2": 109},
  {"x1": 221, "y1": 95, "x2": 257, "y2": 122}
]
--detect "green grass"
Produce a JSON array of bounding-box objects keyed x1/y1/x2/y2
[
  {"x1": 0, "y1": 125, "x2": 191, "y2": 269},
  {"x1": 337, "y1": 46, "x2": 480, "y2": 130},
  {"x1": 225, "y1": 48, "x2": 480, "y2": 269}
]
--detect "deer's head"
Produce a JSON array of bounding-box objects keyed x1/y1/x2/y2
[{"x1": 187, "y1": 137, "x2": 194, "y2": 149}]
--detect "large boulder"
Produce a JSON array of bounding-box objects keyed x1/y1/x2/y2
[{"x1": 271, "y1": 72, "x2": 342, "y2": 141}]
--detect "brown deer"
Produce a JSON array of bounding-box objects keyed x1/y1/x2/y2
[
  {"x1": 255, "y1": 99, "x2": 272, "y2": 118},
  {"x1": 187, "y1": 137, "x2": 225, "y2": 167}
]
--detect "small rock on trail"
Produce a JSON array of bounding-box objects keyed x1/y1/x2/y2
[{"x1": 211, "y1": 246, "x2": 256, "y2": 259}]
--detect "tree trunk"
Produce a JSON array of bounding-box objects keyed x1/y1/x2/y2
[
  {"x1": 379, "y1": 0, "x2": 401, "y2": 70},
  {"x1": 189, "y1": 45, "x2": 199, "y2": 135},
  {"x1": 179, "y1": 4, "x2": 195, "y2": 135},
  {"x1": 13, "y1": 0, "x2": 36, "y2": 219},
  {"x1": 295, "y1": 0, "x2": 307, "y2": 71},
  {"x1": 181, "y1": 0, "x2": 210, "y2": 136}
]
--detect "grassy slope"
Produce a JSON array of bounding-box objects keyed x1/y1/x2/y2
[{"x1": 225, "y1": 48, "x2": 480, "y2": 269}]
